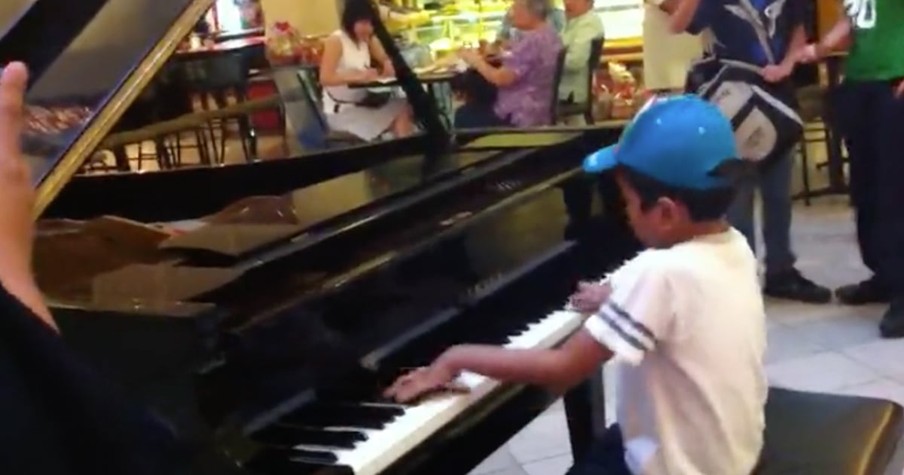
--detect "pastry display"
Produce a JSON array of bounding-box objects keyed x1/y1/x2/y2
[{"x1": 24, "y1": 104, "x2": 93, "y2": 136}]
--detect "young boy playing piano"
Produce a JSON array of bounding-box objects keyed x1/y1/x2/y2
[{"x1": 385, "y1": 95, "x2": 768, "y2": 475}]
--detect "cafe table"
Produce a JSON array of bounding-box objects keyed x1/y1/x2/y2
[{"x1": 350, "y1": 67, "x2": 461, "y2": 126}]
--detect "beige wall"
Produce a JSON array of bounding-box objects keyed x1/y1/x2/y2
[{"x1": 260, "y1": 0, "x2": 343, "y2": 36}]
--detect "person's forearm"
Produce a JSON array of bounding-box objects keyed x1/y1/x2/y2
[
  {"x1": 669, "y1": 0, "x2": 701, "y2": 33},
  {"x1": 817, "y1": 17, "x2": 853, "y2": 55},
  {"x1": 439, "y1": 345, "x2": 573, "y2": 388},
  {"x1": 473, "y1": 60, "x2": 514, "y2": 87},
  {"x1": 782, "y1": 25, "x2": 808, "y2": 67},
  {"x1": 319, "y1": 71, "x2": 365, "y2": 87}
]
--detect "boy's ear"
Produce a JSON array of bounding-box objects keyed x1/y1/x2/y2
[{"x1": 709, "y1": 159, "x2": 755, "y2": 183}]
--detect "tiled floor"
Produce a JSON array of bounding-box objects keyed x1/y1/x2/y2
[{"x1": 470, "y1": 200, "x2": 904, "y2": 475}]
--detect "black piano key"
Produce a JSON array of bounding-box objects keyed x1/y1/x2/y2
[
  {"x1": 251, "y1": 425, "x2": 366, "y2": 449},
  {"x1": 282, "y1": 402, "x2": 404, "y2": 429},
  {"x1": 244, "y1": 449, "x2": 353, "y2": 475}
]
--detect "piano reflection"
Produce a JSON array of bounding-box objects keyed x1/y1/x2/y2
[{"x1": 14, "y1": 0, "x2": 638, "y2": 473}]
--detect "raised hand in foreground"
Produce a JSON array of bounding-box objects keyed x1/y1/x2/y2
[{"x1": 0, "y1": 62, "x2": 54, "y2": 328}]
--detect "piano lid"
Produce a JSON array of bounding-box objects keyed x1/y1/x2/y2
[{"x1": 1, "y1": 0, "x2": 214, "y2": 216}]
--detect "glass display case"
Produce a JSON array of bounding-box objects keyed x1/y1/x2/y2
[{"x1": 400, "y1": 0, "x2": 643, "y2": 55}]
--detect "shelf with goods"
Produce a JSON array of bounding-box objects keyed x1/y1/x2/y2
[{"x1": 392, "y1": 0, "x2": 644, "y2": 56}]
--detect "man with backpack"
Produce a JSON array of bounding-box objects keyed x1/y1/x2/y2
[{"x1": 668, "y1": 0, "x2": 832, "y2": 303}]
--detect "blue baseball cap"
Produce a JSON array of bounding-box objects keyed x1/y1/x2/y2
[{"x1": 583, "y1": 95, "x2": 740, "y2": 190}]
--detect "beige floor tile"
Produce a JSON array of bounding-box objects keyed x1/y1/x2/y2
[
  {"x1": 844, "y1": 340, "x2": 904, "y2": 380},
  {"x1": 507, "y1": 411, "x2": 573, "y2": 464},
  {"x1": 522, "y1": 454, "x2": 573, "y2": 475},
  {"x1": 790, "y1": 312, "x2": 884, "y2": 351},
  {"x1": 764, "y1": 323, "x2": 826, "y2": 364},
  {"x1": 470, "y1": 447, "x2": 522, "y2": 475},
  {"x1": 766, "y1": 351, "x2": 880, "y2": 392}
]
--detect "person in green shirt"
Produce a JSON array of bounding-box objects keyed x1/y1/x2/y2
[
  {"x1": 799, "y1": 0, "x2": 904, "y2": 338},
  {"x1": 559, "y1": 0, "x2": 604, "y2": 112}
]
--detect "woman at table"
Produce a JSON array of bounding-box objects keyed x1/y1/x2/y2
[
  {"x1": 454, "y1": 0, "x2": 563, "y2": 128},
  {"x1": 319, "y1": 0, "x2": 415, "y2": 141}
]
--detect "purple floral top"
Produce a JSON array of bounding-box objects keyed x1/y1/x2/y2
[{"x1": 494, "y1": 25, "x2": 563, "y2": 127}]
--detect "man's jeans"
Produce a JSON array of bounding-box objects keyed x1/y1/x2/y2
[
  {"x1": 727, "y1": 152, "x2": 797, "y2": 274},
  {"x1": 834, "y1": 80, "x2": 904, "y2": 297}
]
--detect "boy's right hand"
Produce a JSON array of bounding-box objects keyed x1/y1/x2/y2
[{"x1": 568, "y1": 281, "x2": 611, "y2": 314}]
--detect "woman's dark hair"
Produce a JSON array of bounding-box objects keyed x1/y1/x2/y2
[
  {"x1": 618, "y1": 166, "x2": 737, "y2": 222},
  {"x1": 341, "y1": 0, "x2": 373, "y2": 38}
]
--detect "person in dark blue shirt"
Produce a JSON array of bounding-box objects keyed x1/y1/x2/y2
[
  {"x1": 0, "y1": 63, "x2": 189, "y2": 475},
  {"x1": 668, "y1": 0, "x2": 831, "y2": 304}
]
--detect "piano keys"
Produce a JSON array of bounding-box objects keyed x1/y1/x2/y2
[{"x1": 242, "y1": 310, "x2": 586, "y2": 475}]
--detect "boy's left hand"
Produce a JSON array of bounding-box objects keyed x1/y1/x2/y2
[
  {"x1": 383, "y1": 362, "x2": 466, "y2": 403},
  {"x1": 761, "y1": 63, "x2": 793, "y2": 83},
  {"x1": 895, "y1": 79, "x2": 904, "y2": 99},
  {"x1": 569, "y1": 281, "x2": 612, "y2": 314}
]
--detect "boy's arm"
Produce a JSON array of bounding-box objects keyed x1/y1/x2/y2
[
  {"x1": 385, "y1": 257, "x2": 674, "y2": 403},
  {"x1": 439, "y1": 330, "x2": 613, "y2": 392}
]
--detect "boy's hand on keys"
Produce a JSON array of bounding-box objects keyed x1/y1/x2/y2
[
  {"x1": 895, "y1": 79, "x2": 904, "y2": 99},
  {"x1": 569, "y1": 281, "x2": 611, "y2": 314},
  {"x1": 383, "y1": 362, "x2": 468, "y2": 404}
]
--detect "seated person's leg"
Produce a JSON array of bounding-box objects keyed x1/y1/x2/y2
[{"x1": 391, "y1": 104, "x2": 415, "y2": 138}]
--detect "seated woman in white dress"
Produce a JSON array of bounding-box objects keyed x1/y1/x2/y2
[{"x1": 318, "y1": 2, "x2": 415, "y2": 141}]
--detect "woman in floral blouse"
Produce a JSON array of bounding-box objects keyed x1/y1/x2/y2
[{"x1": 454, "y1": 0, "x2": 563, "y2": 128}]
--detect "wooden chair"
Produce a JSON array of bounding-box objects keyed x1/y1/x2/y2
[{"x1": 549, "y1": 48, "x2": 569, "y2": 125}]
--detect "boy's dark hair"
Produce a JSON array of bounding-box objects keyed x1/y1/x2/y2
[
  {"x1": 618, "y1": 166, "x2": 737, "y2": 221},
  {"x1": 341, "y1": 0, "x2": 373, "y2": 38}
]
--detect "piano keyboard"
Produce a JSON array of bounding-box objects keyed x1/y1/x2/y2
[{"x1": 243, "y1": 309, "x2": 584, "y2": 475}]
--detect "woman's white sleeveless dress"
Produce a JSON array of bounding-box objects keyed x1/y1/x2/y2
[{"x1": 322, "y1": 31, "x2": 407, "y2": 141}]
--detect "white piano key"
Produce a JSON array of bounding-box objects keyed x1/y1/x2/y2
[{"x1": 332, "y1": 310, "x2": 584, "y2": 475}]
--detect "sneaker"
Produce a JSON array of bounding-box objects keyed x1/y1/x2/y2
[
  {"x1": 879, "y1": 298, "x2": 904, "y2": 339},
  {"x1": 764, "y1": 269, "x2": 832, "y2": 304},
  {"x1": 835, "y1": 278, "x2": 891, "y2": 305}
]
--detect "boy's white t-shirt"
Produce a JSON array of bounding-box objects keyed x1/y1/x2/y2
[{"x1": 584, "y1": 228, "x2": 767, "y2": 475}]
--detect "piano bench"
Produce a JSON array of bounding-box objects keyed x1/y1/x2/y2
[{"x1": 756, "y1": 387, "x2": 903, "y2": 475}]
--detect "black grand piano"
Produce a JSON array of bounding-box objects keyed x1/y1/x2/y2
[{"x1": 10, "y1": 0, "x2": 651, "y2": 474}]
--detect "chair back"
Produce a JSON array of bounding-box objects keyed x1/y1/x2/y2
[
  {"x1": 179, "y1": 52, "x2": 249, "y2": 93},
  {"x1": 293, "y1": 68, "x2": 331, "y2": 149},
  {"x1": 584, "y1": 35, "x2": 605, "y2": 106},
  {"x1": 550, "y1": 47, "x2": 568, "y2": 124}
]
